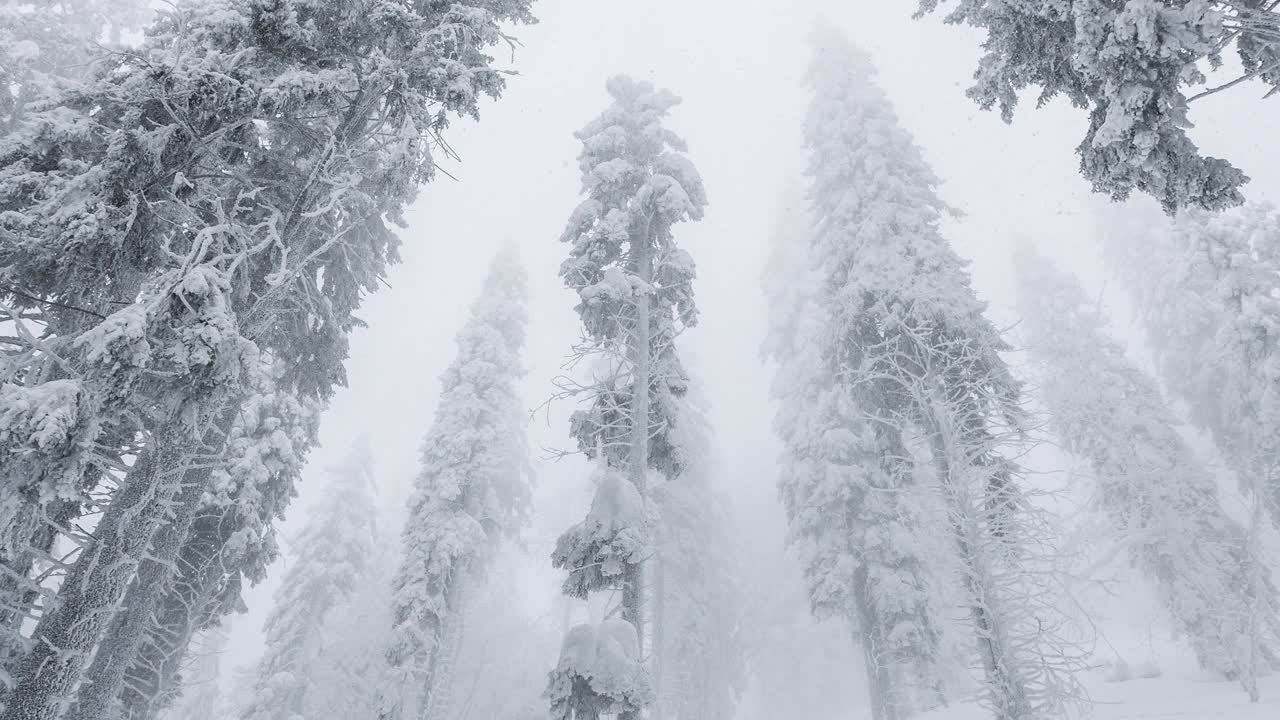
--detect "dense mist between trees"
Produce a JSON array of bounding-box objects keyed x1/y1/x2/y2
[{"x1": 3, "y1": 2, "x2": 1280, "y2": 720}]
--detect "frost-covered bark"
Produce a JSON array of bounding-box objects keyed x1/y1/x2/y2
[
  {"x1": 109, "y1": 374, "x2": 319, "y2": 720},
  {"x1": 914, "y1": 1, "x2": 1279, "y2": 211},
  {"x1": 1015, "y1": 245, "x2": 1278, "y2": 691},
  {"x1": 0, "y1": 381, "x2": 106, "y2": 685},
  {"x1": 797, "y1": 29, "x2": 1082, "y2": 720},
  {"x1": 237, "y1": 441, "x2": 380, "y2": 720},
  {"x1": 548, "y1": 75, "x2": 706, "y2": 719},
  {"x1": 5, "y1": 413, "x2": 240, "y2": 720},
  {"x1": 380, "y1": 249, "x2": 532, "y2": 720},
  {"x1": 113, "y1": 532, "x2": 228, "y2": 720},
  {"x1": 0, "y1": 0, "x2": 535, "y2": 716}
]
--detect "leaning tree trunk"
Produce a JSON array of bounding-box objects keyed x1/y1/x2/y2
[
  {"x1": 71, "y1": 475, "x2": 213, "y2": 720},
  {"x1": 118, "y1": 516, "x2": 230, "y2": 720},
  {"x1": 0, "y1": 499, "x2": 80, "y2": 687},
  {"x1": 0, "y1": 452, "x2": 119, "y2": 693},
  {"x1": 2, "y1": 406, "x2": 233, "y2": 720},
  {"x1": 2, "y1": 443, "x2": 179, "y2": 720},
  {"x1": 925, "y1": 410, "x2": 1031, "y2": 720},
  {"x1": 421, "y1": 576, "x2": 470, "y2": 720},
  {"x1": 853, "y1": 565, "x2": 898, "y2": 720}
]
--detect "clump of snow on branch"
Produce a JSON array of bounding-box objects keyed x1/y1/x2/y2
[
  {"x1": 552, "y1": 464, "x2": 654, "y2": 600},
  {"x1": 546, "y1": 619, "x2": 654, "y2": 720}
]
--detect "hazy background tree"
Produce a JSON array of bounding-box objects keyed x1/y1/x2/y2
[
  {"x1": 1015, "y1": 244, "x2": 1278, "y2": 697},
  {"x1": 381, "y1": 248, "x2": 533, "y2": 720},
  {"x1": 0, "y1": 0, "x2": 151, "y2": 132},
  {"x1": 437, "y1": 552, "x2": 561, "y2": 720},
  {"x1": 799, "y1": 26, "x2": 1085, "y2": 720},
  {"x1": 1103, "y1": 203, "x2": 1280, "y2": 534},
  {"x1": 158, "y1": 628, "x2": 230, "y2": 720},
  {"x1": 763, "y1": 193, "x2": 945, "y2": 720},
  {"x1": 237, "y1": 441, "x2": 382, "y2": 720}
]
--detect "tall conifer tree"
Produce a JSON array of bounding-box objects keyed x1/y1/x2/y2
[
  {"x1": 786, "y1": 27, "x2": 1082, "y2": 720},
  {"x1": 238, "y1": 441, "x2": 381, "y2": 720},
  {"x1": 1016, "y1": 245, "x2": 1278, "y2": 692},
  {"x1": 381, "y1": 249, "x2": 533, "y2": 720},
  {"x1": 546, "y1": 75, "x2": 706, "y2": 720}
]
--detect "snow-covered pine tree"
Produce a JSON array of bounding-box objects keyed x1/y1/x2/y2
[
  {"x1": 307, "y1": 520, "x2": 395, "y2": 720},
  {"x1": 1014, "y1": 245, "x2": 1278, "y2": 692},
  {"x1": 1103, "y1": 201, "x2": 1280, "y2": 700},
  {"x1": 0, "y1": 0, "x2": 152, "y2": 684},
  {"x1": 546, "y1": 75, "x2": 707, "y2": 720},
  {"x1": 652, "y1": 385, "x2": 746, "y2": 720},
  {"x1": 380, "y1": 248, "x2": 533, "y2": 720},
  {"x1": 111, "y1": 370, "x2": 320, "y2": 720},
  {"x1": 913, "y1": 1, "x2": 1278, "y2": 211},
  {"x1": 0, "y1": 1, "x2": 535, "y2": 717},
  {"x1": 798, "y1": 27, "x2": 1082, "y2": 720},
  {"x1": 1105, "y1": 203, "x2": 1280, "y2": 535},
  {"x1": 762, "y1": 190, "x2": 944, "y2": 720},
  {"x1": 237, "y1": 440, "x2": 380, "y2": 720}
]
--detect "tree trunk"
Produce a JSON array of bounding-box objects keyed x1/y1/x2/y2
[
  {"x1": 925, "y1": 418, "x2": 1030, "y2": 720},
  {"x1": 1242, "y1": 484, "x2": 1265, "y2": 703},
  {"x1": 71, "y1": 480, "x2": 208, "y2": 720},
  {"x1": 1, "y1": 462, "x2": 113, "y2": 693},
  {"x1": 854, "y1": 623, "x2": 887, "y2": 720},
  {"x1": 2, "y1": 406, "x2": 232, "y2": 720},
  {"x1": 853, "y1": 566, "x2": 898, "y2": 720},
  {"x1": 620, "y1": 229, "x2": 653, "y2": 720},
  {"x1": 117, "y1": 518, "x2": 229, "y2": 720},
  {"x1": 0, "y1": 499, "x2": 77, "y2": 687},
  {"x1": 652, "y1": 531, "x2": 665, "y2": 720},
  {"x1": 421, "y1": 575, "x2": 469, "y2": 720}
]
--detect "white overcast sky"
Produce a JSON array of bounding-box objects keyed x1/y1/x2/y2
[{"x1": 221, "y1": 0, "x2": 1280, "y2": 684}]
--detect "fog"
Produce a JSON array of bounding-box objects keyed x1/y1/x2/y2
[
  {"x1": 7, "y1": 1, "x2": 1280, "y2": 718},
  {"x1": 224, "y1": 0, "x2": 1280, "y2": 712}
]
